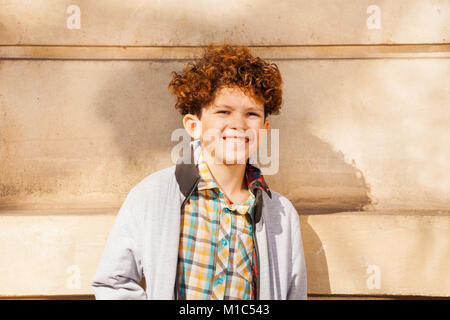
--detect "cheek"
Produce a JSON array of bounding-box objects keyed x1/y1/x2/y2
[
  {"x1": 201, "y1": 127, "x2": 223, "y2": 146},
  {"x1": 202, "y1": 122, "x2": 227, "y2": 140},
  {"x1": 201, "y1": 116, "x2": 226, "y2": 132},
  {"x1": 248, "y1": 126, "x2": 263, "y2": 144}
]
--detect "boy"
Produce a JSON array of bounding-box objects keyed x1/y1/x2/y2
[{"x1": 91, "y1": 44, "x2": 307, "y2": 300}]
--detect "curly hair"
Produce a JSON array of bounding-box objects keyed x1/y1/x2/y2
[{"x1": 168, "y1": 43, "x2": 283, "y2": 119}]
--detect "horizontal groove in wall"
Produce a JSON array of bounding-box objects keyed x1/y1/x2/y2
[
  {"x1": 0, "y1": 208, "x2": 448, "y2": 216},
  {"x1": 0, "y1": 207, "x2": 119, "y2": 216},
  {"x1": 0, "y1": 44, "x2": 449, "y2": 61}
]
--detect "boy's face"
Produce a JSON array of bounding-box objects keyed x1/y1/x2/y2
[{"x1": 183, "y1": 85, "x2": 269, "y2": 165}]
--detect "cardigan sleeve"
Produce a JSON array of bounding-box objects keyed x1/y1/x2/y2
[
  {"x1": 286, "y1": 205, "x2": 308, "y2": 300},
  {"x1": 91, "y1": 188, "x2": 147, "y2": 300}
]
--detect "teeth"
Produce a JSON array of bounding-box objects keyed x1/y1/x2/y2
[
  {"x1": 223, "y1": 136, "x2": 248, "y2": 141},
  {"x1": 224, "y1": 136, "x2": 245, "y2": 139}
]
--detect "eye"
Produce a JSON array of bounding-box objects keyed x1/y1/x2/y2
[
  {"x1": 216, "y1": 110, "x2": 229, "y2": 114},
  {"x1": 248, "y1": 112, "x2": 260, "y2": 117}
]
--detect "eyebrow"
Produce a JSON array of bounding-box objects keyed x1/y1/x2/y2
[{"x1": 214, "y1": 104, "x2": 263, "y2": 113}]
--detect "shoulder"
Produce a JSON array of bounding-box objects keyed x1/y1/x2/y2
[
  {"x1": 264, "y1": 190, "x2": 298, "y2": 215},
  {"x1": 127, "y1": 165, "x2": 177, "y2": 199},
  {"x1": 262, "y1": 189, "x2": 300, "y2": 229}
]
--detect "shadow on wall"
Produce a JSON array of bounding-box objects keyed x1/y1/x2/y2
[
  {"x1": 299, "y1": 215, "x2": 331, "y2": 294},
  {"x1": 265, "y1": 124, "x2": 374, "y2": 214},
  {"x1": 94, "y1": 60, "x2": 189, "y2": 189}
]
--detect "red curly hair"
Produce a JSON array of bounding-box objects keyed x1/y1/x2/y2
[{"x1": 168, "y1": 43, "x2": 283, "y2": 119}]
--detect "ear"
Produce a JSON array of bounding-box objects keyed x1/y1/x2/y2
[
  {"x1": 259, "y1": 119, "x2": 270, "y2": 141},
  {"x1": 182, "y1": 114, "x2": 202, "y2": 140}
]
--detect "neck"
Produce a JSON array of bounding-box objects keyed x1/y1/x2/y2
[{"x1": 202, "y1": 147, "x2": 248, "y2": 197}]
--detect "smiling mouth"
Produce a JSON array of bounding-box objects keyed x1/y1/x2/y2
[{"x1": 223, "y1": 136, "x2": 250, "y2": 143}]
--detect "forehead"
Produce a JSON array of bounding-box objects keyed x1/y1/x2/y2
[{"x1": 210, "y1": 86, "x2": 264, "y2": 110}]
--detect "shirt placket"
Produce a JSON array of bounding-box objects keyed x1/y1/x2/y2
[{"x1": 211, "y1": 190, "x2": 233, "y2": 299}]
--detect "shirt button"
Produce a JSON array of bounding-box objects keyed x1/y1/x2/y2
[
  {"x1": 221, "y1": 239, "x2": 228, "y2": 246},
  {"x1": 217, "y1": 277, "x2": 223, "y2": 284}
]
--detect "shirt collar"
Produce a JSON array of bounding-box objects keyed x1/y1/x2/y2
[
  {"x1": 197, "y1": 149, "x2": 219, "y2": 191},
  {"x1": 197, "y1": 149, "x2": 255, "y2": 215},
  {"x1": 197, "y1": 146, "x2": 271, "y2": 199},
  {"x1": 175, "y1": 139, "x2": 272, "y2": 201}
]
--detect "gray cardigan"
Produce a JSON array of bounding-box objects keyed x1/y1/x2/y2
[{"x1": 91, "y1": 140, "x2": 307, "y2": 299}]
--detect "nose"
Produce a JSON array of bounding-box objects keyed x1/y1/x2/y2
[{"x1": 228, "y1": 113, "x2": 247, "y2": 131}]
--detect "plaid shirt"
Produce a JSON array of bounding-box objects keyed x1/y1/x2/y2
[{"x1": 176, "y1": 149, "x2": 269, "y2": 300}]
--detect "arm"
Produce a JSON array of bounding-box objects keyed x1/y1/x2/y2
[
  {"x1": 91, "y1": 188, "x2": 147, "y2": 300},
  {"x1": 287, "y1": 206, "x2": 308, "y2": 300}
]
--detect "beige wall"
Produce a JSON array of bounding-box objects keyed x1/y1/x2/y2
[
  {"x1": 1, "y1": 0, "x2": 449, "y2": 45},
  {"x1": 1, "y1": 56, "x2": 449, "y2": 212},
  {"x1": 0, "y1": 0, "x2": 449, "y2": 298},
  {"x1": 0, "y1": 210, "x2": 448, "y2": 297}
]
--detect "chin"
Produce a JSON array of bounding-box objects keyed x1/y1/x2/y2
[{"x1": 215, "y1": 152, "x2": 249, "y2": 165}]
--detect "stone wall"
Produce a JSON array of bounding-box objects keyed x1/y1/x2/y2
[{"x1": 0, "y1": 0, "x2": 449, "y2": 298}]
